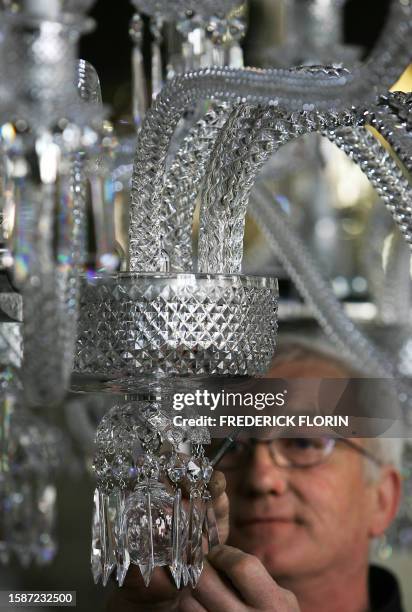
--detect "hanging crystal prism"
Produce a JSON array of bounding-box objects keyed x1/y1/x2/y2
[
  {"x1": 99, "y1": 491, "x2": 116, "y2": 586},
  {"x1": 91, "y1": 489, "x2": 102, "y2": 585},
  {"x1": 150, "y1": 18, "x2": 164, "y2": 101},
  {"x1": 204, "y1": 492, "x2": 220, "y2": 550},
  {"x1": 186, "y1": 488, "x2": 205, "y2": 587},
  {"x1": 129, "y1": 13, "x2": 147, "y2": 129},
  {"x1": 114, "y1": 490, "x2": 130, "y2": 587},
  {"x1": 170, "y1": 487, "x2": 182, "y2": 588},
  {"x1": 138, "y1": 485, "x2": 155, "y2": 587}
]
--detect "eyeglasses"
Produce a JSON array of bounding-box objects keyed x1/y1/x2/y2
[{"x1": 208, "y1": 437, "x2": 383, "y2": 470}]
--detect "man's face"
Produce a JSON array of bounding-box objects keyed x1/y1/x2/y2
[{"x1": 224, "y1": 357, "x2": 379, "y2": 580}]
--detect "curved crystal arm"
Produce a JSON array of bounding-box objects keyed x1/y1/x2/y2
[
  {"x1": 327, "y1": 125, "x2": 412, "y2": 247},
  {"x1": 250, "y1": 184, "x2": 394, "y2": 378},
  {"x1": 198, "y1": 106, "x2": 412, "y2": 264},
  {"x1": 197, "y1": 104, "x2": 361, "y2": 274},
  {"x1": 188, "y1": 103, "x2": 412, "y2": 275},
  {"x1": 194, "y1": 99, "x2": 412, "y2": 377},
  {"x1": 369, "y1": 93, "x2": 412, "y2": 175},
  {"x1": 129, "y1": 0, "x2": 412, "y2": 271},
  {"x1": 129, "y1": 66, "x2": 356, "y2": 271},
  {"x1": 362, "y1": 3, "x2": 412, "y2": 93},
  {"x1": 160, "y1": 102, "x2": 230, "y2": 272}
]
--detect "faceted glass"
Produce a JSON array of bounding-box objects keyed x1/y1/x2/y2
[{"x1": 75, "y1": 272, "x2": 278, "y2": 383}]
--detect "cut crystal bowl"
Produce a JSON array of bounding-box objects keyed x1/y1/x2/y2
[{"x1": 74, "y1": 272, "x2": 278, "y2": 384}]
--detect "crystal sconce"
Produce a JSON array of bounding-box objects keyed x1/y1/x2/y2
[{"x1": 0, "y1": 0, "x2": 116, "y2": 409}]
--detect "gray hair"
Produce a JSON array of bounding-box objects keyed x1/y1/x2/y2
[
  {"x1": 274, "y1": 331, "x2": 359, "y2": 376},
  {"x1": 364, "y1": 438, "x2": 404, "y2": 481},
  {"x1": 273, "y1": 332, "x2": 405, "y2": 480}
]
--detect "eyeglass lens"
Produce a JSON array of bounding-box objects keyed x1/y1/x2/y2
[{"x1": 207, "y1": 437, "x2": 336, "y2": 469}]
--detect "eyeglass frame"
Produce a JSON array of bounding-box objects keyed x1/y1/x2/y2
[{"x1": 212, "y1": 436, "x2": 384, "y2": 470}]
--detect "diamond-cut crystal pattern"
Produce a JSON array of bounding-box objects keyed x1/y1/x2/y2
[{"x1": 75, "y1": 273, "x2": 278, "y2": 379}]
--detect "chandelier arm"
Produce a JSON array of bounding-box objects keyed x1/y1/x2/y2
[
  {"x1": 130, "y1": 0, "x2": 412, "y2": 272},
  {"x1": 327, "y1": 122, "x2": 412, "y2": 328},
  {"x1": 196, "y1": 103, "x2": 412, "y2": 375},
  {"x1": 197, "y1": 104, "x2": 361, "y2": 274},
  {"x1": 327, "y1": 125, "x2": 412, "y2": 247},
  {"x1": 159, "y1": 102, "x2": 231, "y2": 272},
  {"x1": 369, "y1": 93, "x2": 412, "y2": 176},
  {"x1": 129, "y1": 66, "x2": 356, "y2": 271},
  {"x1": 360, "y1": 0, "x2": 412, "y2": 92},
  {"x1": 250, "y1": 184, "x2": 393, "y2": 378}
]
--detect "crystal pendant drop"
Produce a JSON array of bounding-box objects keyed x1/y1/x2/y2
[
  {"x1": 99, "y1": 492, "x2": 116, "y2": 587},
  {"x1": 204, "y1": 493, "x2": 220, "y2": 550},
  {"x1": 114, "y1": 490, "x2": 130, "y2": 587},
  {"x1": 137, "y1": 485, "x2": 154, "y2": 587},
  {"x1": 167, "y1": 453, "x2": 187, "y2": 484},
  {"x1": 186, "y1": 458, "x2": 202, "y2": 483},
  {"x1": 186, "y1": 489, "x2": 205, "y2": 587},
  {"x1": 91, "y1": 489, "x2": 102, "y2": 585},
  {"x1": 169, "y1": 487, "x2": 182, "y2": 588},
  {"x1": 124, "y1": 482, "x2": 175, "y2": 586}
]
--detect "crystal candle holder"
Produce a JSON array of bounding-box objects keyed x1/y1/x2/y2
[
  {"x1": 74, "y1": 272, "x2": 278, "y2": 386},
  {"x1": 75, "y1": 271, "x2": 278, "y2": 588}
]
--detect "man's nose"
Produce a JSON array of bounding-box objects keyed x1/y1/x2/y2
[{"x1": 240, "y1": 443, "x2": 289, "y2": 497}]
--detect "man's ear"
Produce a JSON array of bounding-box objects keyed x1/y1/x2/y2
[{"x1": 368, "y1": 467, "x2": 402, "y2": 538}]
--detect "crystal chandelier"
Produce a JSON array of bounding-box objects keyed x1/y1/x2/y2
[{"x1": 0, "y1": 0, "x2": 411, "y2": 593}]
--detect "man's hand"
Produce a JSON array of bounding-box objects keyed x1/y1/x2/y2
[
  {"x1": 106, "y1": 470, "x2": 229, "y2": 612},
  {"x1": 178, "y1": 545, "x2": 300, "y2": 612}
]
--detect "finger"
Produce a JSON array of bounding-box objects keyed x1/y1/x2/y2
[
  {"x1": 207, "y1": 545, "x2": 280, "y2": 608},
  {"x1": 121, "y1": 565, "x2": 180, "y2": 605},
  {"x1": 208, "y1": 470, "x2": 226, "y2": 499},
  {"x1": 191, "y1": 559, "x2": 245, "y2": 612},
  {"x1": 211, "y1": 490, "x2": 230, "y2": 544}
]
